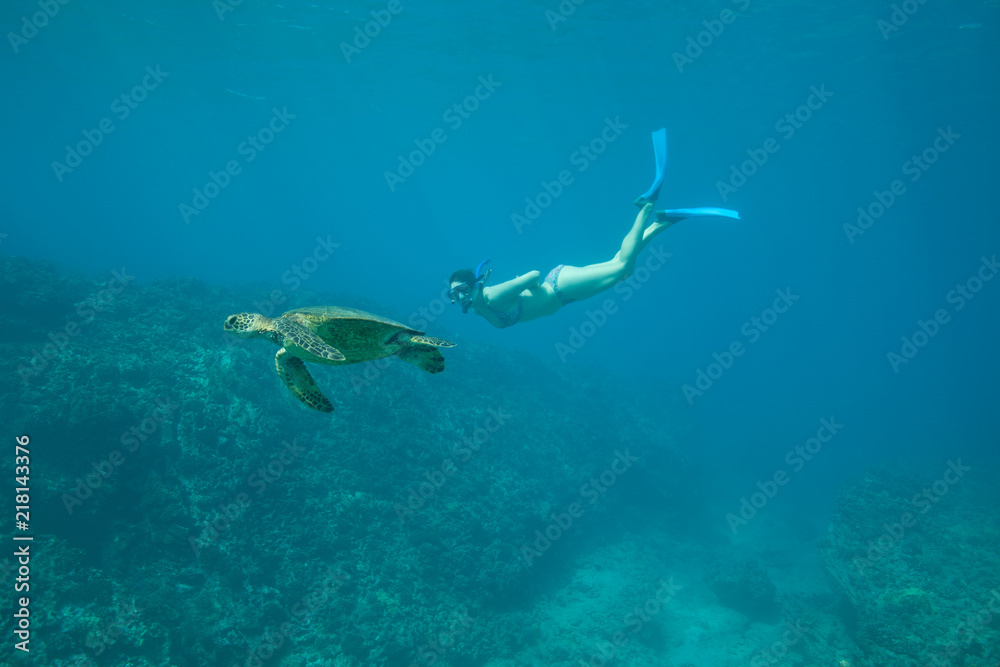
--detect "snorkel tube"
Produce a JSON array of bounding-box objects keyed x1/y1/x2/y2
[
  {"x1": 463, "y1": 258, "x2": 492, "y2": 313},
  {"x1": 474, "y1": 258, "x2": 491, "y2": 281}
]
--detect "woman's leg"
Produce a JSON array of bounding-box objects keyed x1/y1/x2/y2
[
  {"x1": 637, "y1": 218, "x2": 675, "y2": 253},
  {"x1": 610, "y1": 203, "x2": 654, "y2": 266},
  {"x1": 555, "y1": 204, "x2": 656, "y2": 302}
]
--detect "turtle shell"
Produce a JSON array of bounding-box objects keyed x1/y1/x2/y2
[{"x1": 280, "y1": 306, "x2": 419, "y2": 362}]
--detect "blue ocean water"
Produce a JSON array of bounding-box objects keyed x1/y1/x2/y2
[{"x1": 2, "y1": 0, "x2": 999, "y2": 665}]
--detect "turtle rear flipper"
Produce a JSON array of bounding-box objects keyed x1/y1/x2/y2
[
  {"x1": 407, "y1": 334, "x2": 456, "y2": 348},
  {"x1": 273, "y1": 318, "x2": 346, "y2": 361},
  {"x1": 397, "y1": 346, "x2": 446, "y2": 374},
  {"x1": 275, "y1": 348, "x2": 334, "y2": 412}
]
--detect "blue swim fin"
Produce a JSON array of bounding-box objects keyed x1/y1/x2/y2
[
  {"x1": 634, "y1": 126, "x2": 741, "y2": 221},
  {"x1": 655, "y1": 207, "x2": 741, "y2": 223},
  {"x1": 634, "y1": 128, "x2": 667, "y2": 207}
]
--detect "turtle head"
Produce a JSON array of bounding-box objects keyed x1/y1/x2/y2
[{"x1": 224, "y1": 312, "x2": 270, "y2": 338}]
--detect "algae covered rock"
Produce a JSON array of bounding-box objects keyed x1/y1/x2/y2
[
  {"x1": 0, "y1": 257, "x2": 697, "y2": 667},
  {"x1": 820, "y1": 468, "x2": 1000, "y2": 666}
]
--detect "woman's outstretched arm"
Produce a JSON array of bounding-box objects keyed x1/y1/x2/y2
[{"x1": 484, "y1": 271, "x2": 541, "y2": 310}]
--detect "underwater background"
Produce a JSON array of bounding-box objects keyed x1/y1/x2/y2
[{"x1": 2, "y1": 0, "x2": 1000, "y2": 665}]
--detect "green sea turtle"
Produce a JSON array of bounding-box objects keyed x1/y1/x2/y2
[{"x1": 223, "y1": 306, "x2": 456, "y2": 413}]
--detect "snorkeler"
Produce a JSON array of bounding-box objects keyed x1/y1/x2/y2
[{"x1": 448, "y1": 129, "x2": 740, "y2": 328}]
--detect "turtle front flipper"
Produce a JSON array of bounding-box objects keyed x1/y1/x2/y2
[
  {"x1": 275, "y1": 348, "x2": 334, "y2": 413},
  {"x1": 273, "y1": 318, "x2": 346, "y2": 362}
]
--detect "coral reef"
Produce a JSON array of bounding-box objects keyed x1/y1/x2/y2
[
  {"x1": 820, "y1": 467, "x2": 1000, "y2": 666},
  {"x1": 0, "y1": 255, "x2": 697, "y2": 666},
  {"x1": 706, "y1": 558, "x2": 779, "y2": 621}
]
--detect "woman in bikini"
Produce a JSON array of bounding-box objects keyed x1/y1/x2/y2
[
  {"x1": 449, "y1": 203, "x2": 681, "y2": 328},
  {"x1": 448, "y1": 128, "x2": 740, "y2": 329}
]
